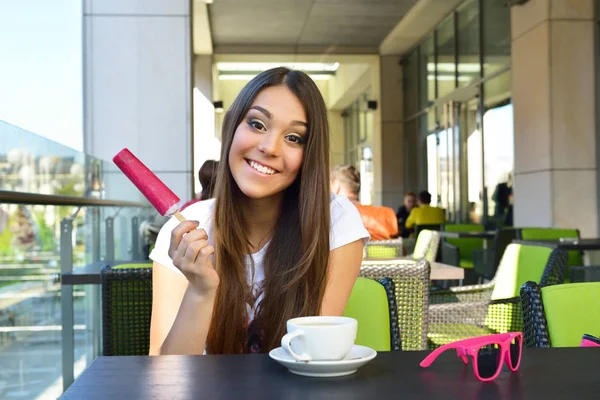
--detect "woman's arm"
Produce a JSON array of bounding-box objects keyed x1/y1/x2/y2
[
  {"x1": 149, "y1": 262, "x2": 215, "y2": 355},
  {"x1": 320, "y1": 239, "x2": 364, "y2": 316}
]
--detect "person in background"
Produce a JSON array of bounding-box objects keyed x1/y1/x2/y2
[
  {"x1": 181, "y1": 160, "x2": 219, "y2": 210},
  {"x1": 405, "y1": 190, "x2": 446, "y2": 231},
  {"x1": 331, "y1": 165, "x2": 397, "y2": 240},
  {"x1": 468, "y1": 201, "x2": 481, "y2": 224},
  {"x1": 504, "y1": 192, "x2": 514, "y2": 226},
  {"x1": 492, "y1": 179, "x2": 512, "y2": 219},
  {"x1": 396, "y1": 191, "x2": 417, "y2": 238}
]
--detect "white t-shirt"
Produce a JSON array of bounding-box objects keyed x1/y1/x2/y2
[{"x1": 149, "y1": 193, "x2": 370, "y2": 320}]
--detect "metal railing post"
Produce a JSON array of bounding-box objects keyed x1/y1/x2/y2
[
  {"x1": 60, "y1": 218, "x2": 74, "y2": 391},
  {"x1": 106, "y1": 217, "x2": 114, "y2": 261},
  {"x1": 131, "y1": 216, "x2": 140, "y2": 260},
  {"x1": 92, "y1": 208, "x2": 101, "y2": 263}
]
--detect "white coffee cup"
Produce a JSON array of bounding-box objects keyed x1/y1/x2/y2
[{"x1": 280, "y1": 316, "x2": 357, "y2": 362}]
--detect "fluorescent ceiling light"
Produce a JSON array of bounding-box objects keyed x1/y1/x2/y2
[
  {"x1": 217, "y1": 62, "x2": 340, "y2": 72},
  {"x1": 427, "y1": 75, "x2": 471, "y2": 82},
  {"x1": 427, "y1": 63, "x2": 481, "y2": 73}
]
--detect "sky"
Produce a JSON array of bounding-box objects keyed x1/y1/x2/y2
[{"x1": 0, "y1": 0, "x2": 83, "y2": 151}]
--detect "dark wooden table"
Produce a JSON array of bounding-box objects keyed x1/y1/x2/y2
[
  {"x1": 513, "y1": 239, "x2": 600, "y2": 252},
  {"x1": 438, "y1": 231, "x2": 496, "y2": 251},
  {"x1": 438, "y1": 231, "x2": 496, "y2": 240},
  {"x1": 61, "y1": 261, "x2": 105, "y2": 285},
  {"x1": 61, "y1": 348, "x2": 600, "y2": 399}
]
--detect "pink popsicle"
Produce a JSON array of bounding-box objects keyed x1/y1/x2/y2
[{"x1": 113, "y1": 148, "x2": 185, "y2": 221}]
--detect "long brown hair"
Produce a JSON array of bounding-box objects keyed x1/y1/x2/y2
[
  {"x1": 198, "y1": 160, "x2": 219, "y2": 200},
  {"x1": 206, "y1": 67, "x2": 331, "y2": 354}
]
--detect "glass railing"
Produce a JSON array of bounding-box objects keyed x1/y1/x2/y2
[
  {"x1": 0, "y1": 121, "x2": 164, "y2": 399},
  {"x1": 0, "y1": 120, "x2": 149, "y2": 204}
]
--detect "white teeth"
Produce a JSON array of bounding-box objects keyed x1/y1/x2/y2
[{"x1": 249, "y1": 160, "x2": 275, "y2": 175}]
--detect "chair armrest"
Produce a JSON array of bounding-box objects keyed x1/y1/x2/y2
[
  {"x1": 429, "y1": 301, "x2": 491, "y2": 326},
  {"x1": 429, "y1": 282, "x2": 495, "y2": 304},
  {"x1": 441, "y1": 241, "x2": 460, "y2": 266},
  {"x1": 429, "y1": 295, "x2": 521, "y2": 332}
]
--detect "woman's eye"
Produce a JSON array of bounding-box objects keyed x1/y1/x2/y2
[
  {"x1": 248, "y1": 120, "x2": 266, "y2": 131},
  {"x1": 285, "y1": 134, "x2": 305, "y2": 145}
]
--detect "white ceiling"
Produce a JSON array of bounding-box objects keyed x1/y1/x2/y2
[
  {"x1": 201, "y1": 0, "x2": 420, "y2": 54},
  {"x1": 193, "y1": 1, "x2": 212, "y2": 54}
]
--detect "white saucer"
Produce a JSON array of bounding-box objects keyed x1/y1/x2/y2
[{"x1": 269, "y1": 345, "x2": 377, "y2": 377}]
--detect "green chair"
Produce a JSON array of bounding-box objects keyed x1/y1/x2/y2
[
  {"x1": 441, "y1": 224, "x2": 486, "y2": 285},
  {"x1": 101, "y1": 262, "x2": 153, "y2": 356},
  {"x1": 427, "y1": 244, "x2": 567, "y2": 349},
  {"x1": 441, "y1": 224, "x2": 485, "y2": 270},
  {"x1": 359, "y1": 260, "x2": 430, "y2": 350},
  {"x1": 343, "y1": 277, "x2": 400, "y2": 351},
  {"x1": 521, "y1": 281, "x2": 600, "y2": 347},
  {"x1": 519, "y1": 228, "x2": 583, "y2": 282}
]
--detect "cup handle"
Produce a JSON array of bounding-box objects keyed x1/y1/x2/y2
[{"x1": 281, "y1": 330, "x2": 311, "y2": 362}]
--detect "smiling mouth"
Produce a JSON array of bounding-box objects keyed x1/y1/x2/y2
[{"x1": 246, "y1": 159, "x2": 278, "y2": 175}]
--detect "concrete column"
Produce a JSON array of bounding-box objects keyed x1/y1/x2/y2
[
  {"x1": 83, "y1": 0, "x2": 193, "y2": 202},
  {"x1": 379, "y1": 55, "x2": 404, "y2": 209},
  {"x1": 329, "y1": 111, "x2": 345, "y2": 168},
  {"x1": 511, "y1": 0, "x2": 597, "y2": 236},
  {"x1": 192, "y1": 55, "x2": 220, "y2": 195}
]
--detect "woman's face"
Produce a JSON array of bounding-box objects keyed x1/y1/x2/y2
[{"x1": 229, "y1": 85, "x2": 307, "y2": 200}]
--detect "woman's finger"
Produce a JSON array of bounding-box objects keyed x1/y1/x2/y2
[
  {"x1": 168, "y1": 221, "x2": 199, "y2": 258},
  {"x1": 198, "y1": 245, "x2": 215, "y2": 263},
  {"x1": 174, "y1": 228, "x2": 208, "y2": 261},
  {"x1": 182, "y1": 239, "x2": 209, "y2": 267}
]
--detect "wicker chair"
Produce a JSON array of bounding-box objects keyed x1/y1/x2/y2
[
  {"x1": 365, "y1": 238, "x2": 404, "y2": 259},
  {"x1": 101, "y1": 259, "x2": 429, "y2": 353},
  {"x1": 412, "y1": 230, "x2": 440, "y2": 263},
  {"x1": 101, "y1": 262, "x2": 153, "y2": 356},
  {"x1": 427, "y1": 244, "x2": 567, "y2": 349},
  {"x1": 359, "y1": 260, "x2": 431, "y2": 350},
  {"x1": 521, "y1": 281, "x2": 600, "y2": 348},
  {"x1": 365, "y1": 231, "x2": 440, "y2": 263}
]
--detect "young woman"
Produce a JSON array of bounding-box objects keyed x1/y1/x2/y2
[{"x1": 149, "y1": 67, "x2": 370, "y2": 355}]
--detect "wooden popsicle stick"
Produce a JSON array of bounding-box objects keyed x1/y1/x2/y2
[{"x1": 173, "y1": 210, "x2": 186, "y2": 222}]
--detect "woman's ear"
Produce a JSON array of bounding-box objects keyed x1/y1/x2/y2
[{"x1": 330, "y1": 180, "x2": 339, "y2": 194}]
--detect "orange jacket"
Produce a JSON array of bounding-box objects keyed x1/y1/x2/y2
[{"x1": 352, "y1": 202, "x2": 399, "y2": 240}]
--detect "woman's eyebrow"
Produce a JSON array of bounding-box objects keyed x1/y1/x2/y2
[
  {"x1": 250, "y1": 105, "x2": 308, "y2": 128},
  {"x1": 250, "y1": 105, "x2": 272, "y2": 119},
  {"x1": 291, "y1": 120, "x2": 308, "y2": 128}
]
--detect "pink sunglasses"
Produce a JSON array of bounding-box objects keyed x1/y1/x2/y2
[{"x1": 420, "y1": 332, "x2": 522, "y2": 382}]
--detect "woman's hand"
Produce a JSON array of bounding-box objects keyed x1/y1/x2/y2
[{"x1": 168, "y1": 221, "x2": 219, "y2": 296}]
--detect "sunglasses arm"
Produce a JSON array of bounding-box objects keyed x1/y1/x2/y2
[{"x1": 419, "y1": 343, "x2": 459, "y2": 368}]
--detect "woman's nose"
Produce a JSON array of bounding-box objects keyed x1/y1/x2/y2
[{"x1": 257, "y1": 132, "x2": 279, "y2": 157}]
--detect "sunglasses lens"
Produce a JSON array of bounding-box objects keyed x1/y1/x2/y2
[
  {"x1": 477, "y1": 344, "x2": 501, "y2": 379},
  {"x1": 509, "y1": 335, "x2": 521, "y2": 367}
]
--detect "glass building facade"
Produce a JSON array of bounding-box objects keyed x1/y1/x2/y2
[
  {"x1": 402, "y1": 0, "x2": 513, "y2": 225},
  {"x1": 343, "y1": 91, "x2": 374, "y2": 169}
]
